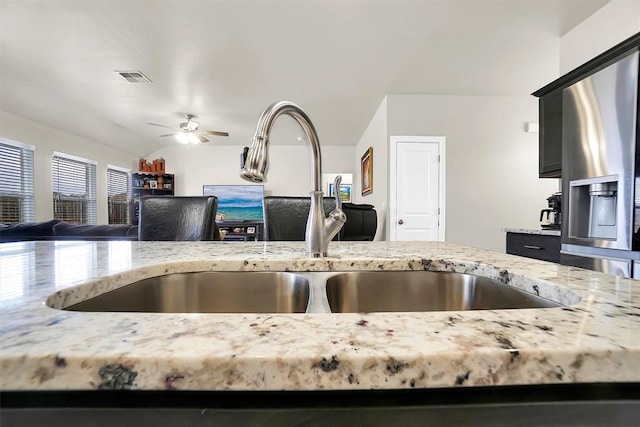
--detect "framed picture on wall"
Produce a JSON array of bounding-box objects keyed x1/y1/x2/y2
[
  {"x1": 361, "y1": 147, "x2": 373, "y2": 196},
  {"x1": 328, "y1": 183, "x2": 352, "y2": 202}
]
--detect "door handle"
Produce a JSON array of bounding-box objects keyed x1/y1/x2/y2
[
  {"x1": 523, "y1": 245, "x2": 542, "y2": 250},
  {"x1": 397, "y1": 219, "x2": 404, "y2": 225}
]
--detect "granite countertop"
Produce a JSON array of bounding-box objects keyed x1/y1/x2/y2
[
  {"x1": 503, "y1": 227, "x2": 561, "y2": 236},
  {"x1": 0, "y1": 240, "x2": 638, "y2": 392}
]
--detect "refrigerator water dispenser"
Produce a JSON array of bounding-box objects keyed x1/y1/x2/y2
[{"x1": 568, "y1": 176, "x2": 619, "y2": 241}]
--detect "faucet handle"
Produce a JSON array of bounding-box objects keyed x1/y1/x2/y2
[
  {"x1": 324, "y1": 174, "x2": 347, "y2": 244},
  {"x1": 333, "y1": 175, "x2": 343, "y2": 210}
]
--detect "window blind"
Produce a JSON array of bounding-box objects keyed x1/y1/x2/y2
[
  {"x1": 0, "y1": 140, "x2": 35, "y2": 223},
  {"x1": 107, "y1": 167, "x2": 130, "y2": 224},
  {"x1": 52, "y1": 153, "x2": 97, "y2": 224}
]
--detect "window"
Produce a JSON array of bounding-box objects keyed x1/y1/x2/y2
[
  {"x1": 52, "y1": 152, "x2": 97, "y2": 224},
  {"x1": 107, "y1": 166, "x2": 130, "y2": 224},
  {"x1": 0, "y1": 139, "x2": 35, "y2": 223}
]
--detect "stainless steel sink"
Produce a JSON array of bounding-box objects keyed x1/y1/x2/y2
[
  {"x1": 325, "y1": 271, "x2": 560, "y2": 313},
  {"x1": 59, "y1": 270, "x2": 563, "y2": 315},
  {"x1": 65, "y1": 272, "x2": 310, "y2": 313}
]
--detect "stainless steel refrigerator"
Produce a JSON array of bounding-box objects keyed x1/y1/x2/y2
[{"x1": 561, "y1": 49, "x2": 640, "y2": 278}]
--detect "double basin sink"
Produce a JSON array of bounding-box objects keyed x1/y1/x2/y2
[{"x1": 60, "y1": 271, "x2": 563, "y2": 314}]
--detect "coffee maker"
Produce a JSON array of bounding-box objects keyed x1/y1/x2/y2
[{"x1": 540, "y1": 192, "x2": 562, "y2": 230}]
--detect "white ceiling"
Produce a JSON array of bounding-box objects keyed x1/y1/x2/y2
[{"x1": 0, "y1": 0, "x2": 608, "y2": 155}]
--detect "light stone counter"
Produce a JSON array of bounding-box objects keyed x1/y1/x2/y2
[
  {"x1": 0, "y1": 240, "x2": 638, "y2": 391},
  {"x1": 503, "y1": 227, "x2": 561, "y2": 236}
]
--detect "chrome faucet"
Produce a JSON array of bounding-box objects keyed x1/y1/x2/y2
[{"x1": 240, "y1": 100, "x2": 346, "y2": 257}]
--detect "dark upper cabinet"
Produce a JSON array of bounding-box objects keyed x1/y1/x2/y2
[
  {"x1": 538, "y1": 89, "x2": 563, "y2": 178},
  {"x1": 532, "y1": 32, "x2": 640, "y2": 179}
]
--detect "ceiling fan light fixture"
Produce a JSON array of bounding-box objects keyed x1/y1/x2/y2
[
  {"x1": 175, "y1": 132, "x2": 202, "y2": 144},
  {"x1": 150, "y1": 114, "x2": 227, "y2": 144},
  {"x1": 188, "y1": 133, "x2": 200, "y2": 144},
  {"x1": 175, "y1": 133, "x2": 189, "y2": 144}
]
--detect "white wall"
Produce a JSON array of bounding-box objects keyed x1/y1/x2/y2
[
  {"x1": 354, "y1": 97, "x2": 388, "y2": 240},
  {"x1": 145, "y1": 144, "x2": 355, "y2": 198},
  {"x1": 377, "y1": 95, "x2": 559, "y2": 252},
  {"x1": 0, "y1": 110, "x2": 138, "y2": 223},
  {"x1": 560, "y1": 0, "x2": 640, "y2": 74}
]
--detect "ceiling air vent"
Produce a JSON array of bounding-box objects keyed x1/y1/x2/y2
[{"x1": 115, "y1": 70, "x2": 152, "y2": 83}]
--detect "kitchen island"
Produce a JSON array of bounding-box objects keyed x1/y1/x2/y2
[{"x1": 1, "y1": 240, "x2": 638, "y2": 424}]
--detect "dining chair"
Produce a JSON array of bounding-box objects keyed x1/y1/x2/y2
[
  {"x1": 138, "y1": 196, "x2": 218, "y2": 241},
  {"x1": 262, "y1": 196, "x2": 335, "y2": 241}
]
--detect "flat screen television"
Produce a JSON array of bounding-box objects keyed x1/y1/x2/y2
[{"x1": 203, "y1": 184, "x2": 264, "y2": 221}]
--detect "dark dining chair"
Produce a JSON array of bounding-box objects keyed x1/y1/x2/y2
[
  {"x1": 340, "y1": 203, "x2": 377, "y2": 241},
  {"x1": 138, "y1": 196, "x2": 219, "y2": 241},
  {"x1": 262, "y1": 196, "x2": 377, "y2": 241},
  {"x1": 263, "y1": 196, "x2": 336, "y2": 241}
]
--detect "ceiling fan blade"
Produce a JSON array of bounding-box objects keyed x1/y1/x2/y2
[
  {"x1": 148, "y1": 122, "x2": 180, "y2": 131},
  {"x1": 158, "y1": 133, "x2": 180, "y2": 137},
  {"x1": 199, "y1": 130, "x2": 229, "y2": 137}
]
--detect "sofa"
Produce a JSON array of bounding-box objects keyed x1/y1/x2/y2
[{"x1": 0, "y1": 219, "x2": 139, "y2": 243}]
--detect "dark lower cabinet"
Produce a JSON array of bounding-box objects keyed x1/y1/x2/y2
[
  {"x1": 506, "y1": 232, "x2": 560, "y2": 263},
  {"x1": 2, "y1": 384, "x2": 638, "y2": 427}
]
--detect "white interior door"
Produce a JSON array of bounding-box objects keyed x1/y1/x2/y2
[{"x1": 390, "y1": 136, "x2": 445, "y2": 241}]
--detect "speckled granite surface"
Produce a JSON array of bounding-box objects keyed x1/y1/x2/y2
[
  {"x1": 503, "y1": 227, "x2": 561, "y2": 236},
  {"x1": 0, "y1": 240, "x2": 638, "y2": 391}
]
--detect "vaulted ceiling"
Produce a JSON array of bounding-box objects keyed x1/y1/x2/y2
[{"x1": 0, "y1": 0, "x2": 609, "y2": 155}]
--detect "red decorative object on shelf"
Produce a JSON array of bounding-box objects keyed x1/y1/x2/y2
[{"x1": 138, "y1": 157, "x2": 166, "y2": 174}]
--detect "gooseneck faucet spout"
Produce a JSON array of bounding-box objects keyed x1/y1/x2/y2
[{"x1": 241, "y1": 100, "x2": 346, "y2": 257}]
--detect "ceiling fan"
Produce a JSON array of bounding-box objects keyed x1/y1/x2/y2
[{"x1": 148, "y1": 114, "x2": 229, "y2": 144}]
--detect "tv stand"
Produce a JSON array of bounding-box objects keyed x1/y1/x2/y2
[{"x1": 217, "y1": 220, "x2": 263, "y2": 242}]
